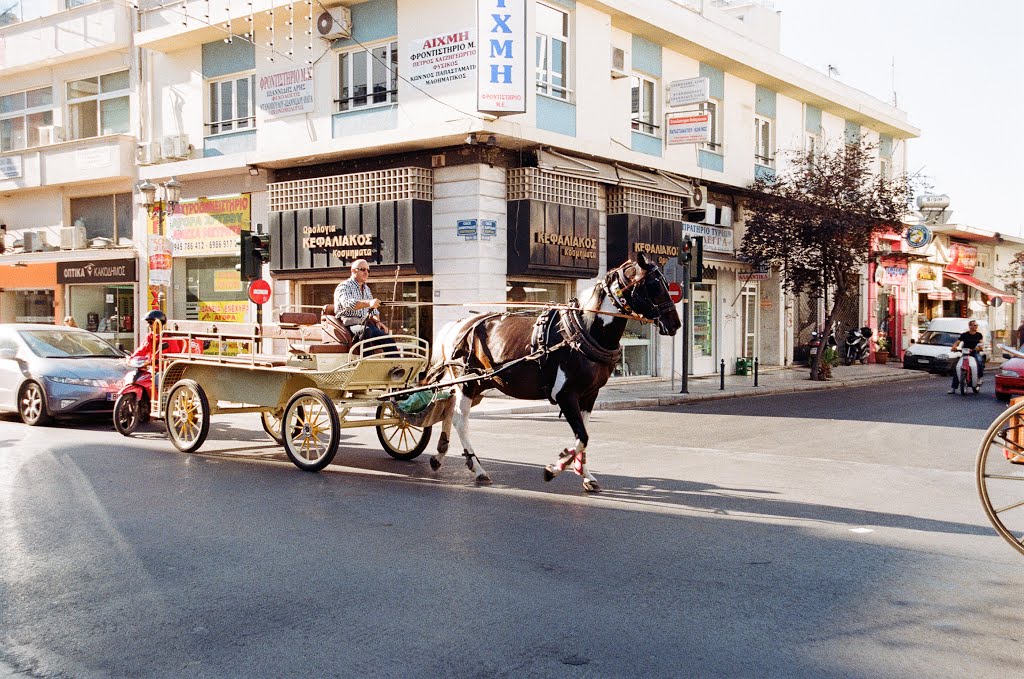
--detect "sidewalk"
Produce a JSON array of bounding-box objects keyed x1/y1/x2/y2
[{"x1": 475, "y1": 362, "x2": 930, "y2": 415}]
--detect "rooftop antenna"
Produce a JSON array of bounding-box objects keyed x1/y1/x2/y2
[
  {"x1": 827, "y1": 64, "x2": 840, "y2": 78},
  {"x1": 890, "y1": 56, "x2": 898, "y2": 107}
]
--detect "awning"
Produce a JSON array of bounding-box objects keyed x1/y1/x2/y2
[
  {"x1": 943, "y1": 271, "x2": 1016, "y2": 303},
  {"x1": 535, "y1": 149, "x2": 619, "y2": 184}
]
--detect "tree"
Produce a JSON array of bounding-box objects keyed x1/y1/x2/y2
[{"x1": 739, "y1": 139, "x2": 916, "y2": 380}]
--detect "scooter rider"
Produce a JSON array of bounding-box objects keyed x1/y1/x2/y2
[
  {"x1": 129, "y1": 309, "x2": 201, "y2": 365},
  {"x1": 948, "y1": 320, "x2": 985, "y2": 393}
]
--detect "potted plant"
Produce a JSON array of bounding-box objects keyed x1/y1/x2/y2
[{"x1": 875, "y1": 335, "x2": 890, "y2": 364}]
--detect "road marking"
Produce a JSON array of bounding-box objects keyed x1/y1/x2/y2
[{"x1": 849, "y1": 527, "x2": 874, "y2": 533}]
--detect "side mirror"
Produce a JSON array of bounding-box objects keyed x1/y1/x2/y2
[
  {"x1": 1004, "y1": 353, "x2": 1012, "y2": 359},
  {"x1": 0, "y1": 348, "x2": 16, "y2": 360}
]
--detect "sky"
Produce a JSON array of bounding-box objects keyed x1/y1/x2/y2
[{"x1": 775, "y1": 0, "x2": 1024, "y2": 235}]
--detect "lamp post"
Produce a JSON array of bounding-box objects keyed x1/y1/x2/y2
[{"x1": 137, "y1": 177, "x2": 182, "y2": 315}]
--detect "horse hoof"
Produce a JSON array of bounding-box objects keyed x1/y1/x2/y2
[
  {"x1": 429, "y1": 456, "x2": 441, "y2": 471},
  {"x1": 476, "y1": 475, "x2": 492, "y2": 485},
  {"x1": 543, "y1": 466, "x2": 555, "y2": 482},
  {"x1": 583, "y1": 480, "x2": 601, "y2": 493}
]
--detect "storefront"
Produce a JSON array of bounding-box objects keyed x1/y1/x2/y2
[
  {"x1": 58, "y1": 258, "x2": 139, "y2": 351},
  {"x1": 268, "y1": 168, "x2": 434, "y2": 341},
  {"x1": 0, "y1": 261, "x2": 58, "y2": 324}
]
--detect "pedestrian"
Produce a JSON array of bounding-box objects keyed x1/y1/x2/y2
[{"x1": 334, "y1": 259, "x2": 394, "y2": 349}]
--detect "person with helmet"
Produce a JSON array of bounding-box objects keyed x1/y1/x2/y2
[{"x1": 129, "y1": 310, "x2": 201, "y2": 365}]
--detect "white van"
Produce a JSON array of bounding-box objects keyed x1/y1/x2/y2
[{"x1": 903, "y1": 318, "x2": 988, "y2": 374}]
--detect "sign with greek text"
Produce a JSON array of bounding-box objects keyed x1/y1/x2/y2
[
  {"x1": 666, "y1": 113, "x2": 711, "y2": 145},
  {"x1": 946, "y1": 242, "x2": 978, "y2": 274},
  {"x1": 481, "y1": 219, "x2": 497, "y2": 238},
  {"x1": 0, "y1": 155, "x2": 22, "y2": 179},
  {"x1": 458, "y1": 218, "x2": 478, "y2": 240},
  {"x1": 681, "y1": 221, "x2": 733, "y2": 254},
  {"x1": 257, "y1": 67, "x2": 314, "y2": 118},
  {"x1": 167, "y1": 194, "x2": 251, "y2": 257},
  {"x1": 668, "y1": 77, "x2": 710, "y2": 107},
  {"x1": 57, "y1": 259, "x2": 137, "y2": 284},
  {"x1": 408, "y1": 29, "x2": 477, "y2": 90},
  {"x1": 148, "y1": 235, "x2": 173, "y2": 286},
  {"x1": 477, "y1": 0, "x2": 526, "y2": 113}
]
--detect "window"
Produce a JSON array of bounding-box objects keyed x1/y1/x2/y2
[
  {"x1": 804, "y1": 132, "x2": 821, "y2": 160},
  {"x1": 0, "y1": 87, "x2": 53, "y2": 151},
  {"x1": 535, "y1": 3, "x2": 569, "y2": 99},
  {"x1": 65, "y1": 0, "x2": 97, "y2": 8},
  {"x1": 337, "y1": 41, "x2": 399, "y2": 112},
  {"x1": 0, "y1": 0, "x2": 45, "y2": 27},
  {"x1": 69, "y1": 193, "x2": 133, "y2": 245},
  {"x1": 66, "y1": 71, "x2": 130, "y2": 140},
  {"x1": 879, "y1": 157, "x2": 891, "y2": 179},
  {"x1": 630, "y1": 75, "x2": 656, "y2": 135},
  {"x1": 208, "y1": 73, "x2": 256, "y2": 135},
  {"x1": 754, "y1": 115, "x2": 774, "y2": 167},
  {"x1": 700, "y1": 98, "x2": 721, "y2": 151}
]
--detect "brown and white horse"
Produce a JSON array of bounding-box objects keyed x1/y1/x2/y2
[{"x1": 426, "y1": 254, "x2": 681, "y2": 492}]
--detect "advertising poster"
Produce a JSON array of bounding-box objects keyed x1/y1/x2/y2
[
  {"x1": 148, "y1": 234, "x2": 173, "y2": 286},
  {"x1": 408, "y1": 29, "x2": 477, "y2": 90},
  {"x1": 197, "y1": 300, "x2": 248, "y2": 323},
  {"x1": 666, "y1": 114, "x2": 711, "y2": 145},
  {"x1": 168, "y1": 194, "x2": 250, "y2": 256},
  {"x1": 214, "y1": 269, "x2": 243, "y2": 292}
]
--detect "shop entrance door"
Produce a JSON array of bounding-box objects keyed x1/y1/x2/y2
[{"x1": 691, "y1": 285, "x2": 716, "y2": 375}]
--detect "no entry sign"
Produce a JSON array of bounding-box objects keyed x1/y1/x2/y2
[
  {"x1": 668, "y1": 282, "x2": 683, "y2": 304},
  {"x1": 248, "y1": 279, "x2": 272, "y2": 305}
]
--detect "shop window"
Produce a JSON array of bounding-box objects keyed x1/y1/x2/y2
[
  {"x1": 66, "y1": 71, "x2": 130, "y2": 140},
  {"x1": 0, "y1": 87, "x2": 53, "y2": 151},
  {"x1": 186, "y1": 256, "x2": 248, "y2": 322},
  {"x1": 616, "y1": 319, "x2": 653, "y2": 377},
  {"x1": 337, "y1": 41, "x2": 399, "y2": 112},
  {"x1": 8, "y1": 289, "x2": 55, "y2": 324},
  {"x1": 68, "y1": 284, "x2": 136, "y2": 351},
  {"x1": 741, "y1": 283, "x2": 758, "y2": 357},
  {"x1": 69, "y1": 193, "x2": 133, "y2": 245},
  {"x1": 630, "y1": 75, "x2": 657, "y2": 135},
  {"x1": 208, "y1": 73, "x2": 256, "y2": 135},
  {"x1": 536, "y1": 2, "x2": 571, "y2": 100},
  {"x1": 506, "y1": 280, "x2": 570, "y2": 306}
]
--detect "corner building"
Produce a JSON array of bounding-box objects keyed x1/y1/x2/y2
[{"x1": 125, "y1": 0, "x2": 918, "y2": 377}]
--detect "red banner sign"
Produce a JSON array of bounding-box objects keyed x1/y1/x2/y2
[{"x1": 946, "y1": 243, "x2": 978, "y2": 274}]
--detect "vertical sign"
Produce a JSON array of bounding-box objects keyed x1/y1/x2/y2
[{"x1": 477, "y1": 0, "x2": 526, "y2": 113}]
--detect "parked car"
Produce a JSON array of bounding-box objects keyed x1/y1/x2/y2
[
  {"x1": 0, "y1": 324, "x2": 127, "y2": 425},
  {"x1": 902, "y1": 317, "x2": 988, "y2": 374},
  {"x1": 996, "y1": 357, "x2": 1024, "y2": 402}
]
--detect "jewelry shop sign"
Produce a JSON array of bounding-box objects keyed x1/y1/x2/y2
[{"x1": 257, "y1": 67, "x2": 314, "y2": 118}]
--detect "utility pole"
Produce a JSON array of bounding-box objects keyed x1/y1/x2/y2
[{"x1": 680, "y1": 236, "x2": 692, "y2": 394}]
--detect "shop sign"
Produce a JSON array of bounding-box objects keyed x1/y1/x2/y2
[
  {"x1": 0, "y1": 155, "x2": 22, "y2": 179},
  {"x1": 946, "y1": 242, "x2": 978, "y2": 274},
  {"x1": 668, "y1": 77, "x2": 710, "y2": 107},
  {"x1": 168, "y1": 195, "x2": 251, "y2": 257},
  {"x1": 476, "y1": 0, "x2": 526, "y2": 113},
  {"x1": 57, "y1": 259, "x2": 137, "y2": 284},
  {"x1": 879, "y1": 258, "x2": 908, "y2": 285},
  {"x1": 917, "y1": 268, "x2": 936, "y2": 281},
  {"x1": 535, "y1": 232, "x2": 598, "y2": 260},
  {"x1": 197, "y1": 300, "x2": 248, "y2": 323},
  {"x1": 148, "y1": 235, "x2": 172, "y2": 286},
  {"x1": 303, "y1": 224, "x2": 379, "y2": 259},
  {"x1": 666, "y1": 114, "x2": 711, "y2": 145},
  {"x1": 408, "y1": 28, "x2": 477, "y2": 90},
  {"x1": 928, "y1": 288, "x2": 953, "y2": 300},
  {"x1": 905, "y1": 224, "x2": 933, "y2": 249},
  {"x1": 681, "y1": 221, "x2": 733, "y2": 254},
  {"x1": 509, "y1": 200, "x2": 599, "y2": 277},
  {"x1": 606, "y1": 214, "x2": 678, "y2": 270},
  {"x1": 736, "y1": 264, "x2": 770, "y2": 281},
  {"x1": 257, "y1": 67, "x2": 314, "y2": 118}
]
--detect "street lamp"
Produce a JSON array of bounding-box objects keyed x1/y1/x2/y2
[
  {"x1": 136, "y1": 177, "x2": 182, "y2": 317},
  {"x1": 137, "y1": 176, "x2": 181, "y2": 211}
]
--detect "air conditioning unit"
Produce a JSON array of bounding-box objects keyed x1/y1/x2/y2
[
  {"x1": 23, "y1": 230, "x2": 46, "y2": 253},
  {"x1": 37, "y1": 125, "x2": 65, "y2": 146},
  {"x1": 162, "y1": 134, "x2": 192, "y2": 160},
  {"x1": 687, "y1": 186, "x2": 709, "y2": 224},
  {"x1": 610, "y1": 46, "x2": 628, "y2": 79},
  {"x1": 137, "y1": 141, "x2": 162, "y2": 166},
  {"x1": 316, "y1": 7, "x2": 353, "y2": 40},
  {"x1": 60, "y1": 225, "x2": 87, "y2": 250}
]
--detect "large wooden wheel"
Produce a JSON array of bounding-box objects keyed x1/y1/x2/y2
[
  {"x1": 282, "y1": 389, "x2": 339, "y2": 472},
  {"x1": 165, "y1": 379, "x2": 210, "y2": 453},
  {"x1": 977, "y1": 399, "x2": 1024, "y2": 555}
]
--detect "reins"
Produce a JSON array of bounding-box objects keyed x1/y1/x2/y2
[{"x1": 376, "y1": 300, "x2": 657, "y2": 324}]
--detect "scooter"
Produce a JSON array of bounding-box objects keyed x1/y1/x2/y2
[
  {"x1": 809, "y1": 324, "x2": 838, "y2": 358},
  {"x1": 113, "y1": 356, "x2": 153, "y2": 435},
  {"x1": 952, "y1": 348, "x2": 982, "y2": 395},
  {"x1": 843, "y1": 326, "x2": 873, "y2": 365}
]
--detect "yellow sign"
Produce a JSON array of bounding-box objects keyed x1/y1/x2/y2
[
  {"x1": 197, "y1": 300, "x2": 248, "y2": 323},
  {"x1": 214, "y1": 269, "x2": 242, "y2": 292},
  {"x1": 168, "y1": 195, "x2": 251, "y2": 256}
]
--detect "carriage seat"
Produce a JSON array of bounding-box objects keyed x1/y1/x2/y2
[{"x1": 317, "y1": 304, "x2": 353, "y2": 354}]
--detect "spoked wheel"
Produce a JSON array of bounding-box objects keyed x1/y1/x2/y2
[
  {"x1": 260, "y1": 408, "x2": 285, "y2": 445},
  {"x1": 282, "y1": 389, "x2": 339, "y2": 472},
  {"x1": 18, "y1": 381, "x2": 51, "y2": 426},
  {"x1": 977, "y1": 400, "x2": 1024, "y2": 555},
  {"x1": 376, "y1": 401, "x2": 432, "y2": 461},
  {"x1": 113, "y1": 393, "x2": 142, "y2": 436},
  {"x1": 165, "y1": 379, "x2": 210, "y2": 453}
]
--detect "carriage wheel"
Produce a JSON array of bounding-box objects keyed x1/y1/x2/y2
[
  {"x1": 375, "y1": 401, "x2": 432, "y2": 461},
  {"x1": 165, "y1": 379, "x2": 210, "y2": 453},
  {"x1": 976, "y1": 399, "x2": 1024, "y2": 555},
  {"x1": 260, "y1": 409, "x2": 285, "y2": 445},
  {"x1": 282, "y1": 389, "x2": 339, "y2": 472}
]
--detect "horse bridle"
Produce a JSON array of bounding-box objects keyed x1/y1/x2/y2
[{"x1": 604, "y1": 261, "x2": 674, "y2": 321}]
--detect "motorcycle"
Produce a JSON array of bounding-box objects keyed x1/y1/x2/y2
[
  {"x1": 113, "y1": 356, "x2": 153, "y2": 436},
  {"x1": 809, "y1": 323, "x2": 838, "y2": 358},
  {"x1": 952, "y1": 348, "x2": 983, "y2": 395},
  {"x1": 843, "y1": 326, "x2": 873, "y2": 365}
]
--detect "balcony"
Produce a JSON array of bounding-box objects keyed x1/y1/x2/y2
[
  {"x1": 0, "y1": 134, "x2": 138, "y2": 192},
  {"x1": 0, "y1": 0, "x2": 133, "y2": 76}
]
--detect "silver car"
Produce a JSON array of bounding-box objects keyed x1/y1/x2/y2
[{"x1": 0, "y1": 324, "x2": 127, "y2": 426}]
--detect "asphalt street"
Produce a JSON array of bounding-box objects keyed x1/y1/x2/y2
[{"x1": 1, "y1": 374, "x2": 1021, "y2": 678}]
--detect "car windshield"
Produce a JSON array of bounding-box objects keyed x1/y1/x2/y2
[
  {"x1": 18, "y1": 329, "x2": 122, "y2": 358},
  {"x1": 918, "y1": 330, "x2": 960, "y2": 346}
]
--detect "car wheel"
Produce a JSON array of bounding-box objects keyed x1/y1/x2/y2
[{"x1": 19, "y1": 381, "x2": 52, "y2": 426}]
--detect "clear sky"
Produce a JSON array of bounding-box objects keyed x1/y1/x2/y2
[{"x1": 775, "y1": 0, "x2": 1023, "y2": 235}]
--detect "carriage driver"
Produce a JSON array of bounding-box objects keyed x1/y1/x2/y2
[{"x1": 334, "y1": 259, "x2": 392, "y2": 344}]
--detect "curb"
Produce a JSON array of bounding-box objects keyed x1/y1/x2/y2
[{"x1": 476, "y1": 369, "x2": 929, "y2": 416}]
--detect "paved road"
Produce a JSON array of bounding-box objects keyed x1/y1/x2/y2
[{"x1": 1, "y1": 375, "x2": 1020, "y2": 678}]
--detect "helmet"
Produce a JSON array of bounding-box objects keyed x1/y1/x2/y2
[{"x1": 144, "y1": 309, "x2": 167, "y2": 325}]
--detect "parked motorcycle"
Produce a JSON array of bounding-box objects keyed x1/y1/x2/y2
[
  {"x1": 113, "y1": 356, "x2": 153, "y2": 436},
  {"x1": 953, "y1": 348, "x2": 982, "y2": 395},
  {"x1": 843, "y1": 326, "x2": 874, "y2": 365},
  {"x1": 809, "y1": 324, "x2": 839, "y2": 358}
]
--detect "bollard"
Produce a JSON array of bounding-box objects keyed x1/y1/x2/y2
[
  {"x1": 754, "y1": 357, "x2": 759, "y2": 387},
  {"x1": 720, "y1": 358, "x2": 726, "y2": 390}
]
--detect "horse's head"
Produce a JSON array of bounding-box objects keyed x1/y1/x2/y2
[{"x1": 607, "y1": 253, "x2": 682, "y2": 336}]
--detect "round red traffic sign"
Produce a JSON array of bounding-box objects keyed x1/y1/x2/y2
[
  {"x1": 668, "y1": 282, "x2": 683, "y2": 304},
  {"x1": 248, "y1": 279, "x2": 272, "y2": 305}
]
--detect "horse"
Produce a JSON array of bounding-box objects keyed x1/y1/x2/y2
[{"x1": 425, "y1": 253, "x2": 682, "y2": 492}]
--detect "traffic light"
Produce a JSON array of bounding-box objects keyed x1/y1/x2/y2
[
  {"x1": 678, "y1": 235, "x2": 704, "y2": 282},
  {"x1": 238, "y1": 230, "x2": 271, "y2": 281}
]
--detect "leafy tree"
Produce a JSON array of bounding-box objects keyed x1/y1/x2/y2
[{"x1": 739, "y1": 139, "x2": 916, "y2": 380}]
